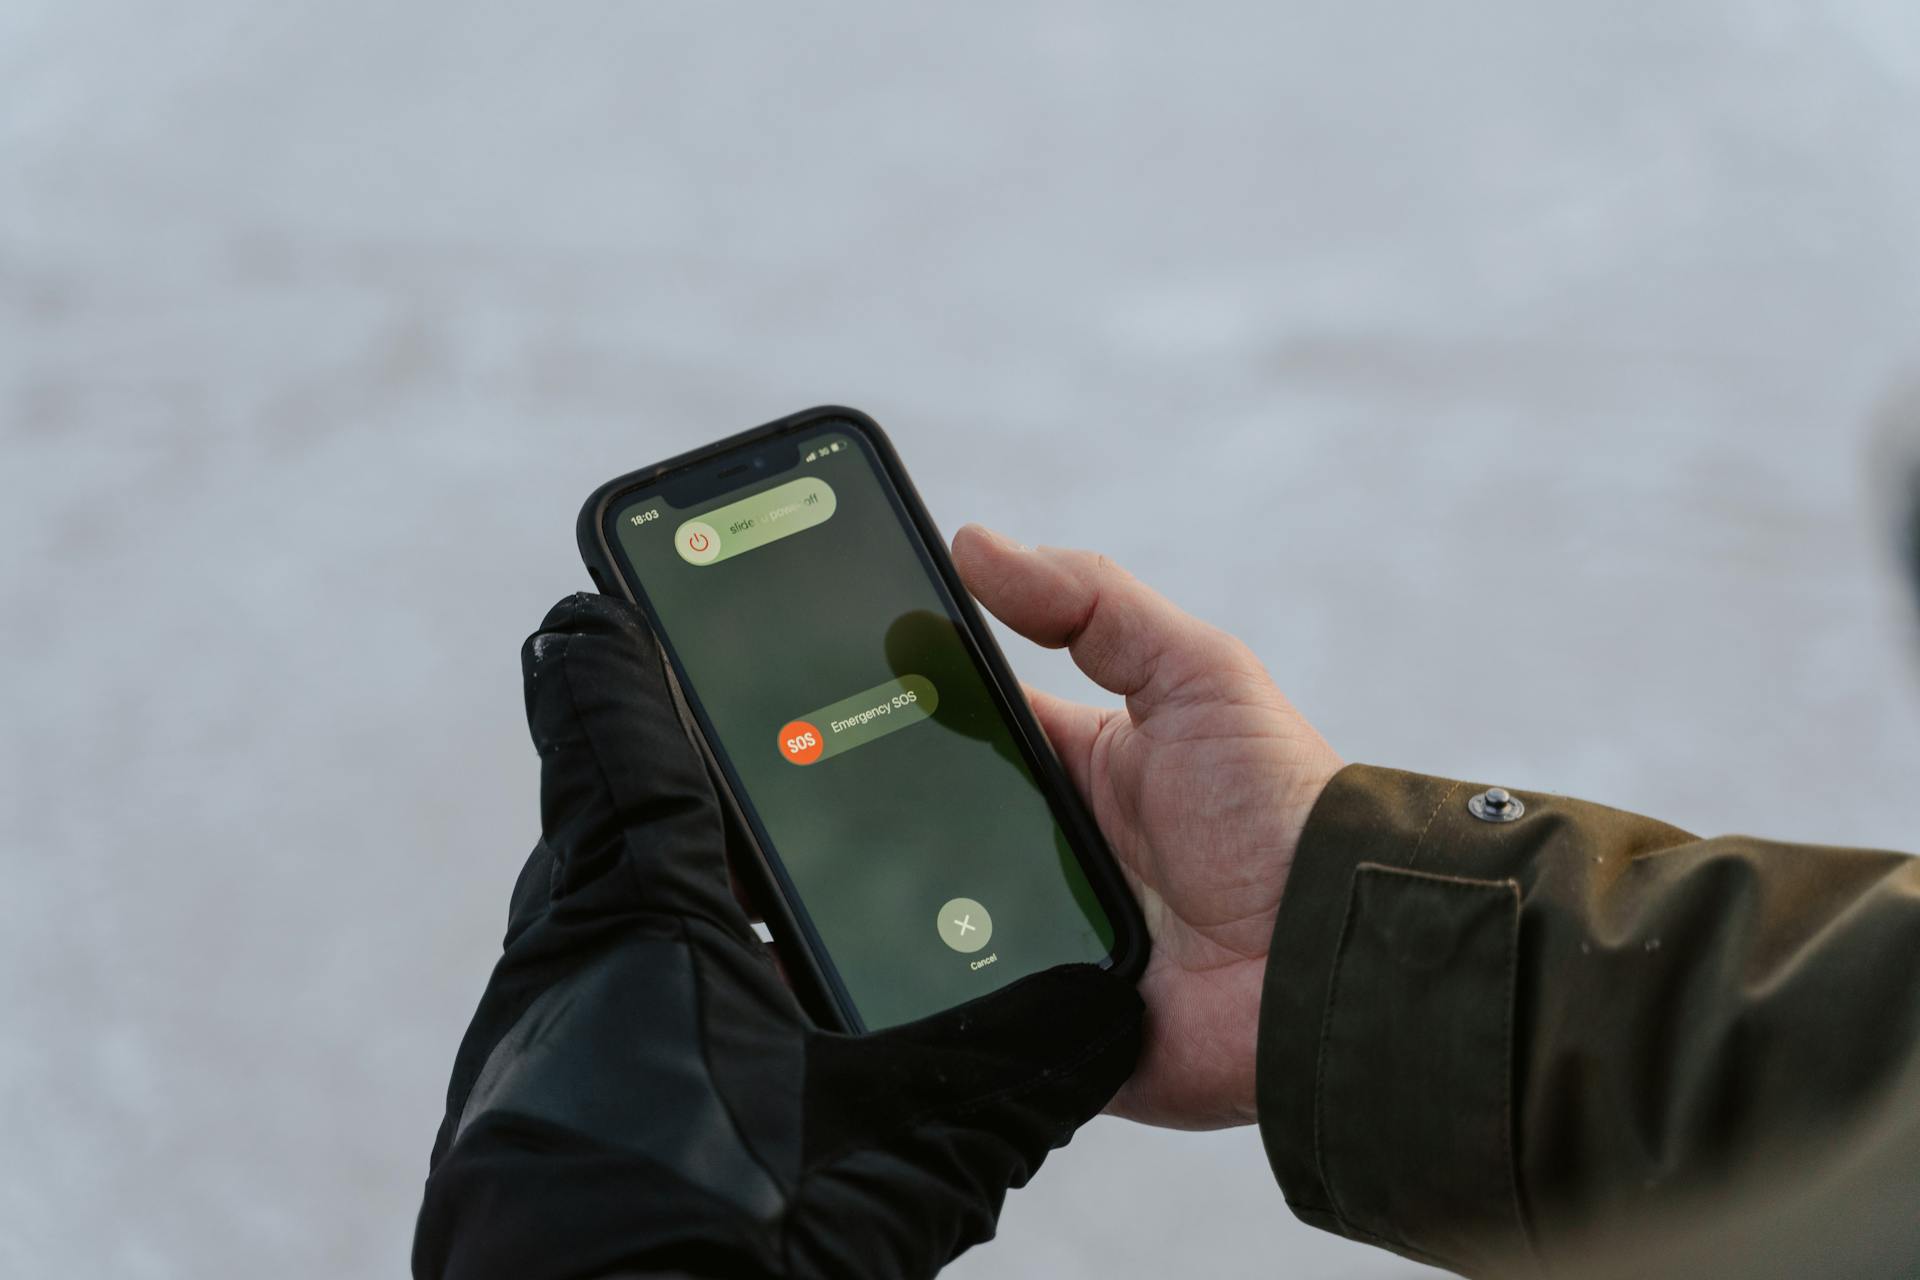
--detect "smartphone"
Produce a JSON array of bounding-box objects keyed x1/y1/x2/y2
[{"x1": 577, "y1": 406, "x2": 1147, "y2": 1032}]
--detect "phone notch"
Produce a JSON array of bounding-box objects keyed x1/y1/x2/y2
[{"x1": 660, "y1": 436, "x2": 802, "y2": 508}]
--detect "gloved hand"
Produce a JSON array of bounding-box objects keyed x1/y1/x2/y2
[{"x1": 412, "y1": 594, "x2": 1144, "y2": 1280}]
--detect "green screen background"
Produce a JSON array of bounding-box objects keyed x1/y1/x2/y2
[{"x1": 612, "y1": 427, "x2": 1116, "y2": 1029}]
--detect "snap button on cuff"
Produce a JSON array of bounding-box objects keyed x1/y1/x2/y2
[{"x1": 1468, "y1": 786, "x2": 1525, "y2": 823}]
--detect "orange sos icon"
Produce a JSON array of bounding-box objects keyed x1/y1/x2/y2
[{"x1": 778, "y1": 719, "x2": 824, "y2": 765}]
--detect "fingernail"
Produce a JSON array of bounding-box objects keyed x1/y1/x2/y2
[{"x1": 975, "y1": 524, "x2": 1031, "y2": 553}]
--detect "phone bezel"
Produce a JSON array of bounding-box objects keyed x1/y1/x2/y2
[{"x1": 576, "y1": 405, "x2": 1148, "y2": 1032}]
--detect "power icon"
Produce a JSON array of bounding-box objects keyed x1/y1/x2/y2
[{"x1": 675, "y1": 521, "x2": 722, "y2": 565}]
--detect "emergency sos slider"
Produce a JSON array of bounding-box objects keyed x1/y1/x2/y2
[{"x1": 778, "y1": 675, "x2": 939, "y2": 766}]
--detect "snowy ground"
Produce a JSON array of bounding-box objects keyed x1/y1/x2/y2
[{"x1": 5, "y1": 4, "x2": 1920, "y2": 1277}]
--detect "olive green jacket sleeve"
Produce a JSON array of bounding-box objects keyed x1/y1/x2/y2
[{"x1": 1256, "y1": 765, "x2": 1920, "y2": 1277}]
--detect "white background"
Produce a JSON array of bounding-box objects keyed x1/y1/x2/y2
[{"x1": 5, "y1": 4, "x2": 1920, "y2": 1276}]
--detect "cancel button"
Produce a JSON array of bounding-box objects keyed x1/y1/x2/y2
[{"x1": 936, "y1": 897, "x2": 992, "y2": 954}]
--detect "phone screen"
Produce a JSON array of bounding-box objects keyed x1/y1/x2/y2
[{"x1": 607, "y1": 424, "x2": 1118, "y2": 1029}]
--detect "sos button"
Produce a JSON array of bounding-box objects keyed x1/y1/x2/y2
[{"x1": 777, "y1": 719, "x2": 824, "y2": 765}]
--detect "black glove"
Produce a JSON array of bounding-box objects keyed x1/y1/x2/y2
[{"x1": 412, "y1": 594, "x2": 1144, "y2": 1280}]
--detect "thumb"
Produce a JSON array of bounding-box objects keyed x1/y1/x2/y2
[
  {"x1": 521, "y1": 593, "x2": 752, "y2": 939},
  {"x1": 887, "y1": 959, "x2": 1141, "y2": 1130},
  {"x1": 789, "y1": 964, "x2": 1143, "y2": 1276},
  {"x1": 951, "y1": 524, "x2": 1258, "y2": 714},
  {"x1": 804, "y1": 962, "x2": 1142, "y2": 1173}
]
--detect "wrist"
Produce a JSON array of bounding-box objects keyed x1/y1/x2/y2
[
  {"x1": 1240, "y1": 752, "x2": 1342, "y2": 1124},
  {"x1": 1271, "y1": 747, "x2": 1343, "y2": 912}
]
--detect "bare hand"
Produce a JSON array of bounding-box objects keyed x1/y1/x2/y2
[{"x1": 953, "y1": 526, "x2": 1343, "y2": 1130}]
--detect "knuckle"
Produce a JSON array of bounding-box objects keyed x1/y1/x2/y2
[{"x1": 1088, "y1": 551, "x2": 1129, "y2": 584}]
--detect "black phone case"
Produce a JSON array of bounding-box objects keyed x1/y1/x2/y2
[{"x1": 575, "y1": 405, "x2": 1149, "y2": 1032}]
